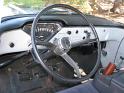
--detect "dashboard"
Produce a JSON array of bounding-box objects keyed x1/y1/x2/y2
[{"x1": 0, "y1": 14, "x2": 124, "y2": 68}]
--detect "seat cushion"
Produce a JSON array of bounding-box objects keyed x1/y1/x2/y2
[{"x1": 57, "y1": 81, "x2": 99, "y2": 93}]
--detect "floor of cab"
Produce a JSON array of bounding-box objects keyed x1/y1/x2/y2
[{"x1": 0, "y1": 47, "x2": 98, "y2": 93}]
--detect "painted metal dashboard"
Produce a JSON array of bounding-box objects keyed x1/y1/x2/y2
[{"x1": 0, "y1": 21, "x2": 124, "y2": 68}]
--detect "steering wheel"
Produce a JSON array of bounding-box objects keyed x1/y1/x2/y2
[{"x1": 31, "y1": 4, "x2": 101, "y2": 84}]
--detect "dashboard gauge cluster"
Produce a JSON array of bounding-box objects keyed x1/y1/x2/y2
[{"x1": 23, "y1": 22, "x2": 62, "y2": 41}]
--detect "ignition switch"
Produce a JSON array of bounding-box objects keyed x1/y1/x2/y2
[{"x1": 84, "y1": 30, "x2": 91, "y2": 38}]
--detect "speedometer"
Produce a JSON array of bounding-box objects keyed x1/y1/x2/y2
[
  {"x1": 36, "y1": 23, "x2": 61, "y2": 41},
  {"x1": 23, "y1": 22, "x2": 61, "y2": 41}
]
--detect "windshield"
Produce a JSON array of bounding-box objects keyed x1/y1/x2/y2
[{"x1": 0, "y1": 0, "x2": 124, "y2": 23}]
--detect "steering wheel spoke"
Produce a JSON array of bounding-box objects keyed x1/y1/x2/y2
[{"x1": 61, "y1": 53, "x2": 81, "y2": 78}]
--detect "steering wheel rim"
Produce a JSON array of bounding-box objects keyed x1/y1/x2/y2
[{"x1": 31, "y1": 4, "x2": 101, "y2": 84}]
